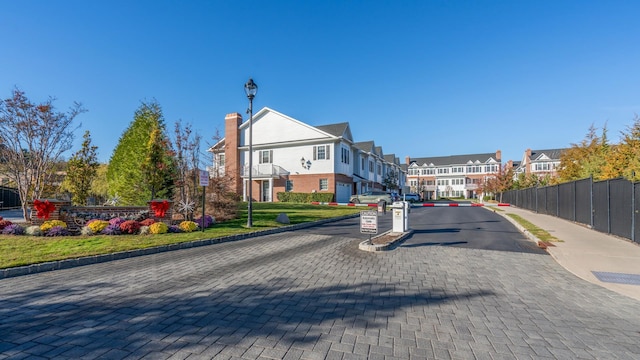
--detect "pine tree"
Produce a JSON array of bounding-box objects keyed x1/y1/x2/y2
[
  {"x1": 64, "y1": 130, "x2": 99, "y2": 205},
  {"x1": 107, "y1": 101, "x2": 175, "y2": 205}
]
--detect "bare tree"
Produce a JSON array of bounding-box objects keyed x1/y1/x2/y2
[
  {"x1": 0, "y1": 88, "x2": 84, "y2": 221},
  {"x1": 173, "y1": 120, "x2": 201, "y2": 219}
]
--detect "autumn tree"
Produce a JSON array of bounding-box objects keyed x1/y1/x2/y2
[
  {"x1": 485, "y1": 164, "x2": 514, "y2": 202},
  {"x1": 601, "y1": 115, "x2": 640, "y2": 181},
  {"x1": 0, "y1": 88, "x2": 84, "y2": 221},
  {"x1": 62, "y1": 130, "x2": 99, "y2": 205},
  {"x1": 108, "y1": 100, "x2": 174, "y2": 205},
  {"x1": 557, "y1": 124, "x2": 610, "y2": 182}
]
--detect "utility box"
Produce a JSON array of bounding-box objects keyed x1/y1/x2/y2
[{"x1": 391, "y1": 201, "x2": 409, "y2": 232}]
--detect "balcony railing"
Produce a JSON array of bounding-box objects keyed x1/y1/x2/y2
[{"x1": 242, "y1": 164, "x2": 290, "y2": 178}]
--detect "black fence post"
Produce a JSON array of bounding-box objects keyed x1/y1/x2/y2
[
  {"x1": 607, "y1": 179, "x2": 611, "y2": 234},
  {"x1": 590, "y1": 175, "x2": 594, "y2": 228}
]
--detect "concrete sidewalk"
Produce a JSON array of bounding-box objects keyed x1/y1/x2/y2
[{"x1": 492, "y1": 205, "x2": 640, "y2": 302}]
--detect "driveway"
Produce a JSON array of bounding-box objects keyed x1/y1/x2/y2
[{"x1": 1, "y1": 213, "x2": 639, "y2": 359}]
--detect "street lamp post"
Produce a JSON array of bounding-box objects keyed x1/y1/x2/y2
[{"x1": 244, "y1": 78, "x2": 258, "y2": 228}]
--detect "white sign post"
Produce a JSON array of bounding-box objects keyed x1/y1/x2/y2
[{"x1": 199, "y1": 170, "x2": 209, "y2": 232}]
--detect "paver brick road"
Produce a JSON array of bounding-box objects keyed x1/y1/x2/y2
[{"x1": 1, "y1": 214, "x2": 640, "y2": 359}]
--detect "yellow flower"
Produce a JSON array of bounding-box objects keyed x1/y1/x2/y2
[
  {"x1": 179, "y1": 221, "x2": 198, "y2": 232},
  {"x1": 149, "y1": 222, "x2": 168, "y2": 234},
  {"x1": 40, "y1": 220, "x2": 67, "y2": 232},
  {"x1": 88, "y1": 220, "x2": 109, "y2": 233}
]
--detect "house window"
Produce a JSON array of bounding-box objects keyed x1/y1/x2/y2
[
  {"x1": 319, "y1": 178, "x2": 328, "y2": 191},
  {"x1": 313, "y1": 145, "x2": 330, "y2": 160},
  {"x1": 377, "y1": 164, "x2": 381, "y2": 175},
  {"x1": 259, "y1": 150, "x2": 272, "y2": 164},
  {"x1": 341, "y1": 147, "x2": 350, "y2": 164},
  {"x1": 286, "y1": 180, "x2": 294, "y2": 192},
  {"x1": 216, "y1": 153, "x2": 225, "y2": 167},
  {"x1": 369, "y1": 160, "x2": 374, "y2": 172}
]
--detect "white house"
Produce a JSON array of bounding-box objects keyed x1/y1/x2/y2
[
  {"x1": 208, "y1": 107, "x2": 405, "y2": 203},
  {"x1": 515, "y1": 148, "x2": 565, "y2": 179},
  {"x1": 404, "y1": 151, "x2": 503, "y2": 200}
]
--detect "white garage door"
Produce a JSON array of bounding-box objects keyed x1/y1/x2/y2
[{"x1": 336, "y1": 182, "x2": 352, "y2": 203}]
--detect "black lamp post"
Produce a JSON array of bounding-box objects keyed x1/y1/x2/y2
[{"x1": 244, "y1": 78, "x2": 258, "y2": 227}]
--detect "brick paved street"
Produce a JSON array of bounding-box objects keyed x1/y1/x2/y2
[{"x1": 1, "y1": 215, "x2": 639, "y2": 359}]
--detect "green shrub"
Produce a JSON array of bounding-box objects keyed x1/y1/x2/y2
[{"x1": 277, "y1": 192, "x2": 334, "y2": 203}]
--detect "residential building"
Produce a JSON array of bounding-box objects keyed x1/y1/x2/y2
[
  {"x1": 208, "y1": 107, "x2": 405, "y2": 203},
  {"x1": 404, "y1": 151, "x2": 503, "y2": 200},
  {"x1": 515, "y1": 148, "x2": 565, "y2": 179}
]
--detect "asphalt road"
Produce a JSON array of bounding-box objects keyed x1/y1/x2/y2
[
  {"x1": 401, "y1": 207, "x2": 547, "y2": 254},
  {"x1": 1, "y1": 209, "x2": 639, "y2": 359}
]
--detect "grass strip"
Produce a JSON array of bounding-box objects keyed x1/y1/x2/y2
[
  {"x1": 0, "y1": 203, "x2": 362, "y2": 269},
  {"x1": 506, "y1": 213, "x2": 561, "y2": 242}
]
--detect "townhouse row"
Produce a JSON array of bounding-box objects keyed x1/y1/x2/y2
[
  {"x1": 208, "y1": 108, "x2": 405, "y2": 203},
  {"x1": 208, "y1": 107, "x2": 564, "y2": 202}
]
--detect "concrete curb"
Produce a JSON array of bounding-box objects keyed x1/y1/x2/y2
[
  {"x1": 0, "y1": 213, "x2": 360, "y2": 279},
  {"x1": 358, "y1": 229, "x2": 414, "y2": 252},
  {"x1": 483, "y1": 207, "x2": 547, "y2": 249}
]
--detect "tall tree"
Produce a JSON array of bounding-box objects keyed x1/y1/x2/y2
[
  {"x1": 107, "y1": 100, "x2": 174, "y2": 205},
  {"x1": 0, "y1": 88, "x2": 84, "y2": 220},
  {"x1": 557, "y1": 124, "x2": 609, "y2": 182},
  {"x1": 90, "y1": 164, "x2": 110, "y2": 205},
  {"x1": 63, "y1": 130, "x2": 99, "y2": 205},
  {"x1": 602, "y1": 115, "x2": 640, "y2": 181},
  {"x1": 142, "y1": 126, "x2": 176, "y2": 200}
]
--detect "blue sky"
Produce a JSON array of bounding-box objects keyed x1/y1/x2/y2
[{"x1": 2, "y1": 1, "x2": 639, "y2": 165}]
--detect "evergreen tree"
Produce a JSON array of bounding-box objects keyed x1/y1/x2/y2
[
  {"x1": 63, "y1": 130, "x2": 99, "y2": 205},
  {"x1": 107, "y1": 101, "x2": 175, "y2": 205},
  {"x1": 558, "y1": 124, "x2": 609, "y2": 182},
  {"x1": 142, "y1": 126, "x2": 177, "y2": 200}
]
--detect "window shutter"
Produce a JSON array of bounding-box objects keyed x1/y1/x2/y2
[
  {"x1": 313, "y1": 146, "x2": 317, "y2": 160},
  {"x1": 269, "y1": 150, "x2": 273, "y2": 163},
  {"x1": 326, "y1": 145, "x2": 330, "y2": 160}
]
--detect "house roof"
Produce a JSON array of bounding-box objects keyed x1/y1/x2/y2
[
  {"x1": 353, "y1": 141, "x2": 374, "y2": 153},
  {"x1": 409, "y1": 152, "x2": 499, "y2": 166},
  {"x1": 530, "y1": 148, "x2": 565, "y2": 161},
  {"x1": 315, "y1": 122, "x2": 352, "y2": 141}
]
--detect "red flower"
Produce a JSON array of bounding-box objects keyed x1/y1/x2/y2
[
  {"x1": 150, "y1": 200, "x2": 170, "y2": 218},
  {"x1": 33, "y1": 199, "x2": 56, "y2": 220}
]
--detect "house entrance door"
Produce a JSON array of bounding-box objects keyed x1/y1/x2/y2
[{"x1": 261, "y1": 180, "x2": 270, "y2": 202}]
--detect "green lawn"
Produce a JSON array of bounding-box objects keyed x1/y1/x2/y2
[{"x1": 0, "y1": 203, "x2": 362, "y2": 269}]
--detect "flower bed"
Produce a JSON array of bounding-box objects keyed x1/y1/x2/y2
[{"x1": 5, "y1": 199, "x2": 216, "y2": 237}]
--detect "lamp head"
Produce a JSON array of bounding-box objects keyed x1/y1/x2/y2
[{"x1": 244, "y1": 78, "x2": 258, "y2": 99}]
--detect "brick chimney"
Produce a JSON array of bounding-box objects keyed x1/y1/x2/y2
[
  {"x1": 405, "y1": 156, "x2": 411, "y2": 165},
  {"x1": 225, "y1": 113, "x2": 243, "y2": 196},
  {"x1": 495, "y1": 150, "x2": 502, "y2": 162},
  {"x1": 525, "y1": 148, "x2": 532, "y2": 174}
]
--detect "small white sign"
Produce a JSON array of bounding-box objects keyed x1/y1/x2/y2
[
  {"x1": 360, "y1": 210, "x2": 378, "y2": 234},
  {"x1": 199, "y1": 170, "x2": 209, "y2": 187}
]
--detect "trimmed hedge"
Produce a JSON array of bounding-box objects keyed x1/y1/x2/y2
[{"x1": 277, "y1": 192, "x2": 334, "y2": 203}]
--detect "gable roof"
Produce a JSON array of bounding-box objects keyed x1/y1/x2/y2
[
  {"x1": 409, "y1": 152, "x2": 499, "y2": 166},
  {"x1": 530, "y1": 148, "x2": 565, "y2": 161},
  {"x1": 354, "y1": 141, "x2": 376, "y2": 154},
  {"x1": 315, "y1": 122, "x2": 353, "y2": 141}
]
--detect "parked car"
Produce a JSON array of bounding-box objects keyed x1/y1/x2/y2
[
  {"x1": 401, "y1": 193, "x2": 421, "y2": 202},
  {"x1": 349, "y1": 191, "x2": 393, "y2": 204}
]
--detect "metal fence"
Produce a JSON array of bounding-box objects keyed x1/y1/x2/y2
[
  {"x1": 502, "y1": 177, "x2": 638, "y2": 244},
  {"x1": 0, "y1": 185, "x2": 21, "y2": 209}
]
